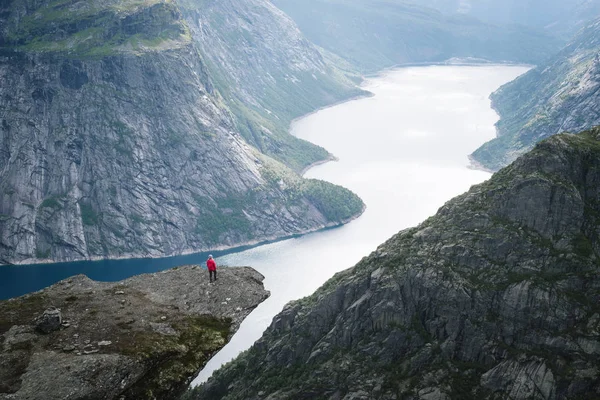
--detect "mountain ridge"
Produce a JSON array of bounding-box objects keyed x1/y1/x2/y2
[{"x1": 271, "y1": 0, "x2": 562, "y2": 72}]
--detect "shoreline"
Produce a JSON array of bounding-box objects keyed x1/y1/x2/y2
[
  {"x1": 3, "y1": 62, "x2": 528, "y2": 279},
  {"x1": 299, "y1": 154, "x2": 340, "y2": 176},
  {"x1": 289, "y1": 91, "x2": 375, "y2": 128},
  {"x1": 0, "y1": 88, "x2": 374, "y2": 291},
  {"x1": 2, "y1": 204, "x2": 366, "y2": 270},
  {"x1": 466, "y1": 154, "x2": 497, "y2": 173},
  {"x1": 290, "y1": 91, "x2": 374, "y2": 177},
  {"x1": 362, "y1": 59, "x2": 534, "y2": 78}
]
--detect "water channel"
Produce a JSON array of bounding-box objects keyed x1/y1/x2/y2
[
  {"x1": 0, "y1": 64, "x2": 529, "y2": 386},
  {"x1": 192, "y1": 64, "x2": 529, "y2": 384}
]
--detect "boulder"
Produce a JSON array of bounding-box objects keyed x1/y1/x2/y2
[{"x1": 34, "y1": 308, "x2": 62, "y2": 334}]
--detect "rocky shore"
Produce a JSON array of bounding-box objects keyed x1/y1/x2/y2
[{"x1": 0, "y1": 266, "x2": 269, "y2": 399}]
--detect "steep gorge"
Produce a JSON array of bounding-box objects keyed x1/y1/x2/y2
[{"x1": 194, "y1": 127, "x2": 600, "y2": 400}]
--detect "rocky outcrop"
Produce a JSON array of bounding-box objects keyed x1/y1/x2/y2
[
  {"x1": 192, "y1": 127, "x2": 600, "y2": 399},
  {"x1": 271, "y1": 0, "x2": 561, "y2": 72},
  {"x1": 33, "y1": 307, "x2": 62, "y2": 334},
  {"x1": 0, "y1": 265, "x2": 269, "y2": 399},
  {"x1": 471, "y1": 17, "x2": 600, "y2": 171},
  {"x1": 0, "y1": 0, "x2": 365, "y2": 265}
]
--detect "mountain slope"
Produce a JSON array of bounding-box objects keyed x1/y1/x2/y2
[
  {"x1": 271, "y1": 0, "x2": 561, "y2": 72},
  {"x1": 180, "y1": 0, "x2": 365, "y2": 171},
  {"x1": 471, "y1": 18, "x2": 600, "y2": 171},
  {"x1": 409, "y1": 0, "x2": 600, "y2": 39},
  {"x1": 0, "y1": 0, "x2": 364, "y2": 265},
  {"x1": 193, "y1": 127, "x2": 600, "y2": 400}
]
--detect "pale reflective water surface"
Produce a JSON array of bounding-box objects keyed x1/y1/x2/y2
[{"x1": 193, "y1": 65, "x2": 529, "y2": 385}]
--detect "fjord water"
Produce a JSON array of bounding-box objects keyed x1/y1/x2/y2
[{"x1": 193, "y1": 65, "x2": 529, "y2": 384}]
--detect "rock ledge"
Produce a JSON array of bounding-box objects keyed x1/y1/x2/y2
[{"x1": 0, "y1": 265, "x2": 269, "y2": 400}]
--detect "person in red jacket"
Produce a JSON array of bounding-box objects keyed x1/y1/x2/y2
[{"x1": 207, "y1": 255, "x2": 217, "y2": 283}]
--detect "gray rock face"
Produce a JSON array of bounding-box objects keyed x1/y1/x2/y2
[
  {"x1": 192, "y1": 128, "x2": 600, "y2": 399},
  {"x1": 0, "y1": 265, "x2": 269, "y2": 399},
  {"x1": 471, "y1": 17, "x2": 600, "y2": 171},
  {"x1": 0, "y1": 0, "x2": 364, "y2": 265}
]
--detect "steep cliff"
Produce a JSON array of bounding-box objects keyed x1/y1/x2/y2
[
  {"x1": 471, "y1": 18, "x2": 600, "y2": 171},
  {"x1": 193, "y1": 127, "x2": 600, "y2": 400},
  {"x1": 271, "y1": 0, "x2": 561, "y2": 72},
  {"x1": 0, "y1": 0, "x2": 364, "y2": 265},
  {"x1": 0, "y1": 266, "x2": 269, "y2": 399}
]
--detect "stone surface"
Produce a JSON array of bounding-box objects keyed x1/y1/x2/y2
[
  {"x1": 0, "y1": 265, "x2": 269, "y2": 399},
  {"x1": 191, "y1": 128, "x2": 600, "y2": 399}
]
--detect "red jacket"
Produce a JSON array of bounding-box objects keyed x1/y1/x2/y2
[{"x1": 207, "y1": 258, "x2": 217, "y2": 271}]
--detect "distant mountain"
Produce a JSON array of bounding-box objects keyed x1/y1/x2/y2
[
  {"x1": 410, "y1": 0, "x2": 600, "y2": 39},
  {"x1": 0, "y1": 0, "x2": 365, "y2": 265},
  {"x1": 271, "y1": 0, "x2": 561, "y2": 72},
  {"x1": 471, "y1": 18, "x2": 600, "y2": 171},
  {"x1": 192, "y1": 127, "x2": 600, "y2": 400}
]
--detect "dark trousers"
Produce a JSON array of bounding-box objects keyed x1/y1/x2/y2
[{"x1": 209, "y1": 270, "x2": 217, "y2": 282}]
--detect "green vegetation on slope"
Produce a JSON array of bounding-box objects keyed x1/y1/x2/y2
[
  {"x1": 471, "y1": 18, "x2": 600, "y2": 171},
  {"x1": 192, "y1": 154, "x2": 364, "y2": 247},
  {"x1": 2, "y1": 0, "x2": 191, "y2": 57},
  {"x1": 182, "y1": 0, "x2": 367, "y2": 171}
]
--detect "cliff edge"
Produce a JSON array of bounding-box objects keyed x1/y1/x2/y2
[{"x1": 0, "y1": 265, "x2": 269, "y2": 399}]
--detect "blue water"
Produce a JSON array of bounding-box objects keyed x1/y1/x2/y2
[{"x1": 0, "y1": 247, "x2": 243, "y2": 300}]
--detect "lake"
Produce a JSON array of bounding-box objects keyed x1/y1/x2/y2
[{"x1": 192, "y1": 64, "x2": 529, "y2": 384}]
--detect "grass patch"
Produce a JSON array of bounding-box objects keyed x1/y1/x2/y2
[
  {"x1": 0, "y1": 294, "x2": 48, "y2": 335},
  {"x1": 119, "y1": 315, "x2": 232, "y2": 399},
  {"x1": 79, "y1": 202, "x2": 98, "y2": 226},
  {"x1": 40, "y1": 196, "x2": 63, "y2": 210}
]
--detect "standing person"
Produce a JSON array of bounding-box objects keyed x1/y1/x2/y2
[{"x1": 207, "y1": 255, "x2": 217, "y2": 283}]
